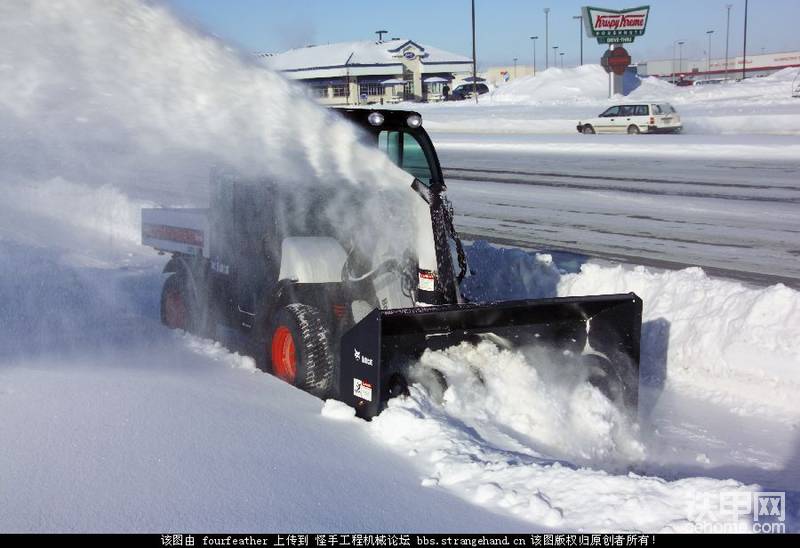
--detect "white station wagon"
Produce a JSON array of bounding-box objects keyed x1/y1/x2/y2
[{"x1": 577, "y1": 103, "x2": 683, "y2": 134}]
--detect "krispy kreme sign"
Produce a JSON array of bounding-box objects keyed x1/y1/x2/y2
[{"x1": 583, "y1": 6, "x2": 650, "y2": 44}]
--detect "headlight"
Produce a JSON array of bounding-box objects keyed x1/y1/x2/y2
[
  {"x1": 406, "y1": 114, "x2": 422, "y2": 128},
  {"x1": 368, "y1": 112, "x2": 385, "y2": 126}
]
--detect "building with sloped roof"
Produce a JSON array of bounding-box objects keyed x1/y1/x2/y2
[{"x1": 259, "y1": 39, "x2": 473, "y2": 105}]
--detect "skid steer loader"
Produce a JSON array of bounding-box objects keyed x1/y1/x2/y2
[{"x1": 142, "y1": 108, "x2": 642, "y2": 419}]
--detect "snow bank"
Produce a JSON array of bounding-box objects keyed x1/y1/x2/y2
[
  {"x1": 559, "y1": 264, "x2": 800, "y2": 418},
  {"x1": 490, "y1": 65, "x2": 611, "y2": 105},
  {"x1": 462, "y1": 241, "x2": 800, "y2": 419}
]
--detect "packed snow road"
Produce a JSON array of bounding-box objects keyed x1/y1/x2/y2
[{"x1": 433, "y1": 133, "x2": 800, "y2": 289}]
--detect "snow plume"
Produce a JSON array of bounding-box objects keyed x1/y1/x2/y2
[{"x1": 0, "y1": 0, "x2": 417, "y2": 274}]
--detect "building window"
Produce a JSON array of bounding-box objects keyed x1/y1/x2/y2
[
  {"x1": 331, "y1": 84, "x2": 349, "y2": 97},
  {"x1": 310, "y1": 85, "x2": 328, "y2": 98},
  {"x1": 359, "y1": 83, "x2": 384, "y2": 96}
]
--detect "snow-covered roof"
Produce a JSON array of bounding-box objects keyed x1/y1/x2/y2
[{"x1": 260, "y1": 39, "x2": 472, "y2": 73}]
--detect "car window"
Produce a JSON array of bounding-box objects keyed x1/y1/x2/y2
[
  {"x1": 659, "y1": 103, "x2": 676, "y2": 114},
  {"x1": 601, "y1": 106, "x2": 620, "y2": 117},
  {"x1": 652, "y1": 104, "x2": 662, "y2": 115},
  {"x1": 619, "y1": 105, "x2": 634, "y2": 116},
  {"x1": 634, "y1": 105, "x2": 649, "y2": 116}
]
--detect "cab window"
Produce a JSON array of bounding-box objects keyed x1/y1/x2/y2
[{"x1": 378, "y1": 130, "x2": 433, "y2": 185}]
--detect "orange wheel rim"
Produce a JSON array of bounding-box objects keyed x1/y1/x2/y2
[
  {"x1": 271, "y1": 326, "x2": 297, "y2": 383},
  {"x1": 165, "y1": 289, "x2": 187, "y2": 329}
]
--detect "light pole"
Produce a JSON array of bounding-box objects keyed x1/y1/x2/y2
[
  {"x1": 513, "y1": 57, "x2": 518, "y2": 78},
  {"x1": 530, "y1": 36, "x2": 539, "y2": 76},
  {"x1": 742, "y1": 0, "x2": 749, "y2": 80},
  {"x1": 553, "y1": 45, "x2": 559, "y2": 69},
  {"x1": 725, "y1": 4, "x2": 733, "y2": 80},
  {"x1": 559, "y1": 52, "x2": 565, "y2": 68},
  {"x1": 677, "y1": 40, "x2": 685, "y2": 79},
  {"x1": 544, "y1": 8, "x2": 550, "y2": 69},
  {"x1": 573, "y1": 15, "x2": 583, "y2": 66},
  {"x1": 706, "y1": 30, "x2": 714, "y2": 79},
  {"x1": 471, "y1": 0, "x2": 478, "y2": 103},
  {"x1": 375, "y1": 30, "x2": 388, "y2": 42},
  {"x1": 671, "y1": 40, "x2": 682, "y2": 83}
]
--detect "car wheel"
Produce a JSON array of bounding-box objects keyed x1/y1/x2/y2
[
  {"x1": 627, "y1": 125, "x2": 641, "y2": 135},
  {"x1": 582, "y1": 125, "x2": 596, "y2": 135}
]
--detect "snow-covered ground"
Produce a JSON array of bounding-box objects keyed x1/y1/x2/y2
[
  {"x1": 1, "y1": 0, "x2": 799, "y2": 534},
  {"x1": 408, "y1": 65, "x2": 800, "y2": 136}
]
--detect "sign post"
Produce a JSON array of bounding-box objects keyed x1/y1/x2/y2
[{"x1": 583, "y1": 5, "x2": 650, "y2": 96}]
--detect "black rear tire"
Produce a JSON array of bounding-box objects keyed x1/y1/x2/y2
[
  {"x1": 160, "y1": 272, "x2": 208, "y2": 336},
  {"x1": 269, "y1": 304, "x2": 334, "y2": 398},
  {"x1": 161, "y1": 274, "x2": 192, "y2": 332}
]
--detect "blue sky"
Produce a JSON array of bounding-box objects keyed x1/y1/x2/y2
[{"x1": 167, "y1": 0, "x2": 800, "y2": 67}]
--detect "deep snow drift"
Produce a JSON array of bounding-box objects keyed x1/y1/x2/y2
[{"x1": 413, "y1": 65, "x2": 800, "y2": 135}]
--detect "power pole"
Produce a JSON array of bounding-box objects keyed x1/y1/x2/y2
[
  {"x1": 725, "y1": 4, "x2": 732, "y2": 80},
  {"x1": 544, "y1": 8, "x2": 550, "y2": 69},
  {"x1": 742, "y1": 0, "x2": 749, "y2": 80}
]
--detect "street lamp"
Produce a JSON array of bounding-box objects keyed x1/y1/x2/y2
[
  {"x1": 471, "y1": 0, "x2": 478, "y2": 103},
  {"x1": 553, "y1": 45, "x2": 559, "y2": 69},
  {"x1": 530, "y1": 36, "x2": 539, "y2": 76},
  {"x1": 677, "y1": 40, "x2": 685, "y2": 79},
  {"x1": 375, "y1": 30, "x2": 388, "y2": 42},
  {"x1": 572, "y1": 15, "x2": 583, "y2": 66},
  {"x1": 513, "y1": 57, "x2": 518, "y2": 78},
  {"x1": 706, "y1": 30, "x2": 715, "y2": 79},
  {"x1": 560, "y1": 52, "x2": 565, "y2": 68},
  {"x1": 544, "y1": 8, "x2": 550, "y2": 69},
  {"x1": 725, "y1": 4, "x2": 733, "y2": 80},
  {"x1": 742, "y1": 0, "x2": 749, "y2": 80}
]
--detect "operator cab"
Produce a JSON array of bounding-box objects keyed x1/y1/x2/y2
[{"x1": 332, "y1": 108, "x2": 444, "y2": 190}]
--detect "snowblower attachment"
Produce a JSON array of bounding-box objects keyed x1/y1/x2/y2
[{"x1": 340, "y1": 293, "x2": 642, "y2": 419}]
